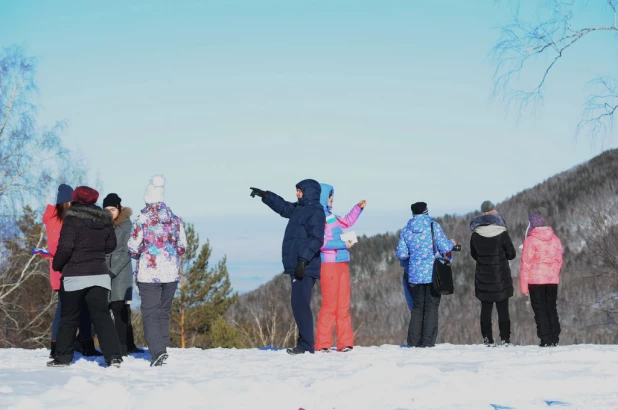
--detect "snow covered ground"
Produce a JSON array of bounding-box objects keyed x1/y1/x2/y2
[{"x1": 1, "y1": 344, "x2": 617, "y2": 410}]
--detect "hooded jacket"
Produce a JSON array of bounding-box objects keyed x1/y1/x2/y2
[
  {"x1": 262, "y1": 179, "x2": 326, "y2": 278},
  {"x1": 396, "y1": 215, "x2": 454, "y2": 284},
  {"x1": 52, "y1": 204, "x2": 117, "y2": 277},
  {"x1": 42, "y1": 205, "x2": 64, "y2": 290},
  {"x1": 127, "y1": 203, "x2": 187, "y2": 283},
  {"x1": 107, "y1": 207, "x2": 134, "y2": 301},
  {"x1": 470, "y1": 214, "x2": 516, "y2": 302},
  {"x1": 319, "y1": 183, "x2": 363, "y2": 263},
  {"x1": 520, "y1": 227, "x2": 563, "y2": 294}
]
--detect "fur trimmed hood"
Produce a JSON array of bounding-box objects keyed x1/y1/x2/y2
[
  {"x1": 470, "y1": 214, "x2": 507, "y2": 232},
  {"x1": 113, "y1": 207, "x2": 133, "y2": 226},
  {"x1": 66, "y1": 204, "x2": 113, "y2": 227}
]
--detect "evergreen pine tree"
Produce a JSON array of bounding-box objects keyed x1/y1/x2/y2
[{"x1": 171, "y1": 223, "x2": 240, "y2": 348}]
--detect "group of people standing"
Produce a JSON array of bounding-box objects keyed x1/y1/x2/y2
[
  {"x1": 398, "y1": 200, "x2": 564, "y2": 348},
  {"x1": 41, "y1": 175, "x2": 187, "y2": 368},
  {"x1": 252, "y1": 181, "x2": 564, "y2": 353},
  {"x1": 39, "y1": 175, "x2": 564, "y2": 367}
]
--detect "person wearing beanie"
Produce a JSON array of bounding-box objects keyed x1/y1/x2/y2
[
  {"x1": 314, "y1": 183, "x2": 365, "y2": 353},
  {"x1": 469, "y1": 200, "x2": 516, "y2": 347},
  {"x1": 128, "y1": 175, "x2": 187, "y2": 366},
  {"x1": 48, "y1": 186, "x2": 123, "y2": 368},
  {"x1": 520, "y1": 207, "x2": 563, "y2": 347},
  {"x1": 249, "y1": 180, "x2": 326, "y2": 355},
  {"x1": 396, "y1": 202, "x2": 456, "y2": 347},
  {"x1": 103, "y1": 193, "x2": 144, "y2": 356},
  {"x1": 41, "y1": 184, "x2": 99, "y2": 359}
]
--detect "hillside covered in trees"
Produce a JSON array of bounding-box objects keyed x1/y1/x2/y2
[{"x1": 228, "y1": 149, "x2": 618, "y2": 346}]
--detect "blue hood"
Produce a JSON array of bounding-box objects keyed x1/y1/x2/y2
[
  {"x1": 406, "y1": 214, "x2": 432, "y2": 234},
  {"x1": 319, "y1": 183, "x2": 334, "y2": 214},
  {"x1": 296, "y1": 179, "x2": 321, "y2": 206}
]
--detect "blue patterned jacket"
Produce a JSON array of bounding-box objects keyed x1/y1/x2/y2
[{"x1": 396, "y1": 215, "x2": 454, "y2": 284}]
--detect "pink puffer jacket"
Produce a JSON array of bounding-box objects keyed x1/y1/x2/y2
[{"x1": 520, "y1": 227, "x2": 563, "y2": 294}]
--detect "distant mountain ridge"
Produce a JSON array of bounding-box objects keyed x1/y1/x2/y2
[{"x1": 228, "y1": 149, "x2": 618, "y2": 346}]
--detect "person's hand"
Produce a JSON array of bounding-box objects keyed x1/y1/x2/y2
[
  {"x1": 358, "y1": 200, "x2": 367, "y2": 209},
  {"x1": 523, "y1": 292, "x2": 529, "y2": 297},
  {"x1": 346, "y1": 240, "x2": 355, "y2": 249},
  {"x1": 294, "y1": 260, "x2": 306, "y2": 280},
  {"x1": 250, "y1": 187, "x2": 268, "y2": 199},
  {"x1": 451, "y1": 239, "x2": 457, "y2": 245}
]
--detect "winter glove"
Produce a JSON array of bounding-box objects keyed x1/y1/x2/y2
[
  {"x1": 294, "y1": 260, "x2": 306, "y2": 280},
  {"x1": 250, "y1": 187, "x2": 268, "y2": 199}
]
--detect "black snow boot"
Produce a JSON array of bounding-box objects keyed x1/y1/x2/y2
[
  {"x1": 483, "y1": 336, "x2": 495, "y2": 347},
  {"x1": 49, "y1": 341, "x2": 56, "y2": 359},
  {"x1": 47, "y1": 359, "x2": 71, "y2": 367},
  {"x1": 286, "y1": 347, "x2": 313, "y2": 355},
  {"x1": 79, "y1": 339, "x2": 103, "y2": 357},
  {"x1": 106, "y1": 358, "x2": 123, "y2": 368}
]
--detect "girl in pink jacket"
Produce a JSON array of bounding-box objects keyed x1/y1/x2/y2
[
  {"x1": 520, "y1": 207, "x2": 563, "y2": 347},
  {"x1": 315, "y1": 183, "x2": 365, "y2": 352}
]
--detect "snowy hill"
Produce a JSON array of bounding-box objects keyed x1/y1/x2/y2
[{"x1": 1, "y1": 345, "x2": 618, "y2": 410}]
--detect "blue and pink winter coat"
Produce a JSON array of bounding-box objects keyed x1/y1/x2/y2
[
  {"x1": 396, "y1": 215, "x2": 454, "y2": 284},
  {"x1": 319, "y1": 183, "x2": 363, "y2": 263}
]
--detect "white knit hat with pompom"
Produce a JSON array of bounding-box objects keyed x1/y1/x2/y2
[{"x1": 144, "y1": 174, "x2": 165, "y2": 204}]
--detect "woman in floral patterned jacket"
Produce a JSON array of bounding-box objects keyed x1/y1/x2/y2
[{"x1": 128, "y1": 175, "x2": 187, "y2": 367}]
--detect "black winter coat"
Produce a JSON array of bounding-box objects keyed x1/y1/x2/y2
[
  {"x1": 52, "y1": 204, "x2": 117, "y2": 277},
  {"x1": 263, "y1": 179, "x2": 326, "y2": 279},
  {"x1": 470, "y1": 230, "x2": 516, "y2": 302}
]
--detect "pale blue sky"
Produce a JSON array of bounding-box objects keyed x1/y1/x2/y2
[{"x1": 1, "y1": 0, "x2": 616, "y2": 292}]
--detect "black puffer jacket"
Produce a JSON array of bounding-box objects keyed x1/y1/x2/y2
[
  {"x1": 52, "y1": 204, "x2": 116, "y2": 277},
  {"x1": 262, "y1": 179, "x2": 326, "y2": 279},
  {"x1": 470, "y1": 226, "x2": 516, "y2": 303}
]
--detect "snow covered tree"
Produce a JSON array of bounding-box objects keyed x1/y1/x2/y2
[{"x1": 171, "y1": 223, "x2": 240, "y2": 348}]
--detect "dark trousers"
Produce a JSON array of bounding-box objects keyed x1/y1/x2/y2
[
  {"x1": 51, "y1": 291, "x2": 92, "y2": 341},
  {"x1": 138, "y1": 281, "x2": 178, "y2": 358},
  {"x1": 480, "y1": 299, "x2": 511, "y2": 341},
  {"x1": 110, "y1": 301, "x2": 129, "y2": 352},
  {"x1": 56, "y1": 285, "x2": 121, "y2": 363},
  {"x1": 529, "y1": 284, "x2": 561, "y2": 345},
  {"x1": 291, "y1": 275, "x2": 317, "y2": 352},
  {"x1": 408, "y1": 283, "x2": 441, "y2": 347}
]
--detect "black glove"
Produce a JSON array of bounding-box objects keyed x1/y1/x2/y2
[
  {"x1": 294, "y1": 260, "x2": 306, "y2": 280},
  {"x1": 250, "y1": 187, "x2": 268, "y2": 199}
]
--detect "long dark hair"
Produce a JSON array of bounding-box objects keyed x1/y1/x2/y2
[{"x1": 55, "y1": 203, "x2": 71, "y2": 222}]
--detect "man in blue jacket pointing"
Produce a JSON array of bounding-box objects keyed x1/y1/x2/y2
[{"x1": 250, "y1": 180, "x2": 325, "y2": 354}]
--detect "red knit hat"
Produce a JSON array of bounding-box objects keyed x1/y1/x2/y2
[{"x1": 72, "y1": 186, "x2": 99, "y2": 204}]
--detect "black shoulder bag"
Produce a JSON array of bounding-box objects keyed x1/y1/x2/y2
[{"x1": 431, "y1": 223, "x2": 454, "y2": 295}]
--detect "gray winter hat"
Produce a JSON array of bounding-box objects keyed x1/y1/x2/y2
[{"x1": 481, "y1": 200, "x2": 495, "y2": 213}]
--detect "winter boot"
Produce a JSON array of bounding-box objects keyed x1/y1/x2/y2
[
  {"x1": 79, "y1": 339, "x2": 103, "y2": 357},
  {"x1": 128, "y1": 346, "x2": 145, "y2": 354},
  {"x1": 150, "y1": 352, "x2": 168, "y2": 367},
  {"x1": 106, "y1": 358, "x2": 123, "y2": 368},
  {"x1": 319, "y1": 348, "x2": 331, "y2": 353},
  {"x1": 483, "y1": 336, "x2": 495, "y2": 347},
  {"x1": 340, "y1": 346, "x2": 353, "y2": 352},
  {"x1": 49, "y1": 341, "x2": 56, "y2": 359},
  {"x1": 47, "y1": 359, "x2": 71, "y2": 367},
  {"x1": 120, "y1": 344, "x2": 129, "y2": 357},
  {"x1": 498, "y1": 321, "x2": 511, "y2": 345},
  {"x1": 286, "y1": 347, "x2": 313, "y2": 355}
]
